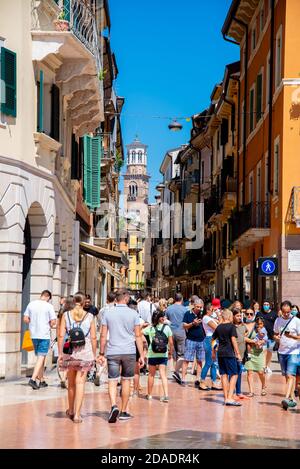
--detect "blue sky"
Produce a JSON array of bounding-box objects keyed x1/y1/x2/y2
[{"x1": 109, "y1": 0, "x2": 238, "y2": 202}]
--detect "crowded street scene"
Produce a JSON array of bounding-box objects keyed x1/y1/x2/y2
[{"x1": 1, "y1": 0, "x2": 300, "y2": 454}]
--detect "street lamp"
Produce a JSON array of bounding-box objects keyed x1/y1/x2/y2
[{"x1": 168, "y1": 119, "x2": 183, "y2": 131}]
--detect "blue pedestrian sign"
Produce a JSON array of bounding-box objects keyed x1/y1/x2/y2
[{"x1": 258, "y1": 257, "x2": 278, "y2": 276}]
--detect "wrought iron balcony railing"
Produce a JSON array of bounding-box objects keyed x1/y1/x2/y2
[{"x1": 232, "y1": 202, "x2": 270, "y2": 242}]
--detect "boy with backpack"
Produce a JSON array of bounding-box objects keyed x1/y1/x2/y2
[{"x1": 142, "y1": 310, "x2": 173, "y2": 402}]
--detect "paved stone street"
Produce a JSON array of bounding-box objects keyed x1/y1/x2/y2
[{"x1": 0, "y1": 360, "x2": 300, "y2": 449}]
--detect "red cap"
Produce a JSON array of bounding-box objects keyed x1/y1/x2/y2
[{"x1": 212, "y1": 298, "x2": 221, "y2": 308}]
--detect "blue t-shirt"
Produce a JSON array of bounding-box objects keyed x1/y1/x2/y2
[
  {"x1": 166, "y1": 304, "x2": 187, "y2": 337},
  {"x1": 183, "y1": 310, "x2": 205, "y2": 342}
]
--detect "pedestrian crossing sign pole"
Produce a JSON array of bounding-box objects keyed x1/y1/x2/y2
[{"x1": 258, "y1": 257, "x2": 278, "y2": 277}]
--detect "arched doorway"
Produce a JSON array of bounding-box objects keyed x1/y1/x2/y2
[
  {"x1": 21, "y1": 217, "x2": 31, "y2": 365},
  {"x1": 21, "y1": 202, "x2": 52, "y2": 368}
]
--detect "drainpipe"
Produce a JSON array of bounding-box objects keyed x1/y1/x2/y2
[
  {"x1": 223, "y1": 17, "x2": 248, "y2": 207},
  {"x1": 268, "y1": 0, "x2": 275, "y2": 194}
]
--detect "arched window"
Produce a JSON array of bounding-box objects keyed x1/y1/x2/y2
[
  {"x1": 138, "y1": 151, "x2": 143, "y2": 163},
  {"x1": 131, "y1": 151, "x2": 136, "y2": 164},
  {"x1": 129, "y1": 183, "x2": 138, "y2": 198}
]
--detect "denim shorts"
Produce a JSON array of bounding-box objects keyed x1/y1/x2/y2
[
  {"x1": 32, "y1": 339, "x2": 50, "y2": 356},
  {"x1": 263, "y1": 339, "x2": 275, "y2": 352},
  {"x1": 278, "y1": 353, "x2": 300, "y2": 377},
  {"x1": 184, "y1": 339, "x2": 205, "y2": 363},
  {"x1": 148, "y1": 357, "x2": 168, "y2": 366},
  {"x1": 107, "y1": 354, "x2": 136, "y2": 380}
]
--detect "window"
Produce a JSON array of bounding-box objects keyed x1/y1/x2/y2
[
  {"x1": 273, "y1": 137, "x2": 280, "y2": 196},
  {"x1": 249, "y1": 87, "x2": 255, "y2": 133},
  {"x1": 138, "y1": 151, "x2": 143, "y2": 163},
  {"x1": 129, "y1": 183, "x2": 138, "y2": 198},
  {"x1": 256, "y1": 162, "x2": 261, "y2": 202},
  {"x1": 260, "y1": 8, "x2": 265, "y2": 33},
  {"x1": 252, "y1": 27, "x2": 256, "y2": 51},
  {"x1": 249, "y1": 172, "x2": 254, "y2": 203},
  {"x1": 37, "y1": 70, "x2": 44, "y2": 132},
  {"x1": 241, "y1": 101, "x2": 245, "y2": 145},
  {"x1": 50, "y1": 84, "x2": 60, "y2": 141},
  {"x1": 256, "y1": 72, "x2": 263, "y2": 122},
  {"x1": 266, "y1": 51, "x2": 271, "y2": 109},
  {"x1": 239, "y1": 182, "x2": 243, "y2": 208},
  {"x1": 0, "y1": 45, "x2": 17, "y2": 117},
  {"x1": 131, "y1": 150, "x2": 136, "y2": 164},
  {"x1": 275, "y1": 26, "x2": 282, "y2": 89}
]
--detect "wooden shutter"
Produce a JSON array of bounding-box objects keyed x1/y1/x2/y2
[
  {"x1": 250, "y1": 89, "x2": 254, "y2": 133},
  {"x1": 1, "y1": 47, "x2": 17, "y2": 117},
  {"x1": 90, "y1": 136, "x2": 101, "y2": 209},
  {"x1": 64, "y1": 0, "x2": 71, "y2": 21},
  {"x1": 256, "y1": 74, "x2": 263, "y2": 122},
  {"x1": 83, "y1": 135, "x2": 101, "y2": 209},
  {"x1": 51, "y1": 84, "x2": 60, "y2": 141}
]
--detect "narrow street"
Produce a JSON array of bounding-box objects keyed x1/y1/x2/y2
[{"x1": 0, "y1": 360, "x2": 299, "y2": 449}]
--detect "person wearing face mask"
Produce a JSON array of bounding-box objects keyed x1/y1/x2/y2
[
  {"x1": 256, "y1": 299, "x2": 278, "y2": 374},
  {"x1": 291, "y1": 305, "x2": 300, "y2": 318},
  {"x1": 274, "y1": 300, "x2": 300, "y2": 410}
]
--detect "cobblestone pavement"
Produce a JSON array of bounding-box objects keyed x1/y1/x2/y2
[{"x1": 0, "y1": 359, "x2": 299, "y2": 449}]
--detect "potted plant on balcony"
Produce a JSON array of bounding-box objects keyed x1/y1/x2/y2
[{"x1": 53, "y1": 9, "x2": 69, "y2": 31}]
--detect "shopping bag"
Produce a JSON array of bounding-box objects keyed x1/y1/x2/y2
[{"x1": 22, "y1": 330, "x2": 34, "y2": 352}]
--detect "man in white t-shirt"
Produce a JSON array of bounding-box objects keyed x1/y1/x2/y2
[
  {"x1": 23, "y1": 290, "x2": 56, "y2": 390},
  {"x1": 137, "y1": 291, "x2": 156, "y2": 324},
  {"x1": 274, "y1": 300, "x2": 300, "y2": 410}
]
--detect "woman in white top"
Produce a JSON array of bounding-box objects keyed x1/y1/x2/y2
[{"x1": 200, "y1": 303, "x2": 222, "y2": 390}]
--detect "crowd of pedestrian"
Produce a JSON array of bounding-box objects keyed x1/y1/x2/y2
[{"x1": 22, "y1": 288, "x2": 300, "y2": 423}]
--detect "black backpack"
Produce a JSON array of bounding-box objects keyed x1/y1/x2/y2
[
  {"x1": 151, "y1": 325, "x2": 168, "y2": 353},
  {"x1": 63, "y1": 312, "x2": 89, "y2": 354}
]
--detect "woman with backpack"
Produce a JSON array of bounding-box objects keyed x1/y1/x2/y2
[
  {"x1": 142, "y1": 310, "x2": 173, "y2": 402},
  {"x1": 58, "y1": 293, "x2": 97, "y2": 423}
]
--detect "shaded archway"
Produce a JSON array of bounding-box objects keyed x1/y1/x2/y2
[{"x1": 21, "y1": 202, "x2": 52, "y2": 366}]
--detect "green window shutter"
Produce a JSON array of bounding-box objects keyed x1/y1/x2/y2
[
  {"x1": 250, "y1": 88, "x2": 254, "y2": 133},
  {"x1": 1, "y1": 47, "x2": 17, "y2": 117},
  {"x1": 90, "y1": 136, "x2": 101, "y2": 209},
  {"x1": 83, "y1": 135, "x2": 92, "y2": 207},
  {"x1": 64, "y1": 0, "x2": 71, "y2": 22},
  {"x1": 256, "y1": 74, "x2": 263, "y2": 123},
  {"x1": 83, "y1": 135, "x2": 102, "y2": 209},
  {"x1": 37, "y1": 70, "x2": 44, "y2": 132}
]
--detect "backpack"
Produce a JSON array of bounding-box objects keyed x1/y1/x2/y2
[
  {"x1": 63, "y1": 311, "x2": 89, "y2": 354},
  {"x1": 151, "y1": 325, "x2": 168, "y2": 354}
]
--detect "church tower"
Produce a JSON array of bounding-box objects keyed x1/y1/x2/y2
[{"x1": 123, "y1": 136, "x2": 150, "y2": 293}]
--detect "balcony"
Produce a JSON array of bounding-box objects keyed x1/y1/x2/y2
[
  {"x1": 220, "y1": 175, "x2": 237, "y2": 218},
  {"x1": 232, "y1": 202, "x2": 271, "y2": 248},
  {"x1": 31, "y1": 0, "x2": 103, "y2": 137}
]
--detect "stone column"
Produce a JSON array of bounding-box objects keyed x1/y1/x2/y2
[{"x1": 0, "y1": 243, "x2": 24, "y2": 379}]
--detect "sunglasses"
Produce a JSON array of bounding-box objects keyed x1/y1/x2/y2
[{"x1": 245, "y1": 313, "x2": 254, "y2": 316}]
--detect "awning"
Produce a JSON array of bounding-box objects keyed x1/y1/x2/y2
[
  {"x1": 99, "y1": 259, "x2": 122, "y2": 281},
  {"x1": 80, "y1": 241, "x2": 128, "y2": 265}
]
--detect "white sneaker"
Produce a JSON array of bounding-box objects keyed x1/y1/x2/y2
[{"x1": 265, "y1": 367, "x2": 272, "y2": 374}]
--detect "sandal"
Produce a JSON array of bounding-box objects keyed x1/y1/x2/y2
[
  {"x1": 261, "y1": 389, "x2": 267, "y2": 396},
  {"x1": 248, "y1": 392, "x2": 255, "y2": 397},
  {"x1": 66, "y1": 409, "x2": 74, "y2": 420},
  {"x1": 225, "y1": 400, "x2": 242, "y2": 406},
  {"x1": 73, "y1": 416, "x2": 83, "y2": 423}
]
